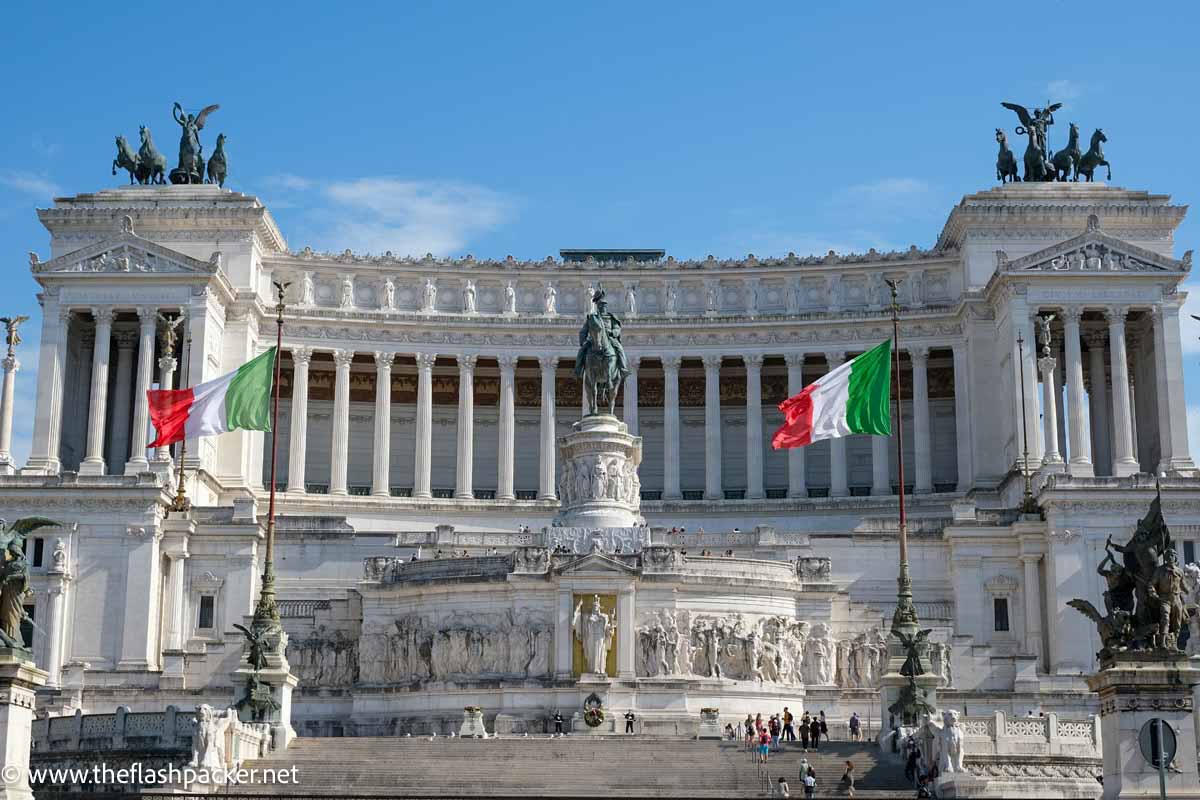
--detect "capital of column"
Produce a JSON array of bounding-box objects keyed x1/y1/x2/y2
[
  {"x1": 373, "y1": 350, "x2": 395, "y2": 370},
  {"x1": 1037, "y1": 355, "x2": 1057, "y2": 376},
  {"x1": 291, "y1": 346, "x2": 314, "y2": 366},
  {"x1": 1018, "y1": 554, "x2": 1043, "y2": 566},
  {"x1": 458, "y1": 354, "x2": 478, "y2": 373},
  {"x1": 332, "y1": 349, "x2": 355, "y2": 369},
  {"x1": 91, "y1": 306, "x2": 114, "y2": 326},
  {"x1": 825, "y1": 350, "x2": 845, "y2": 365},
  {"x1": 57, "y1": 306, "x2": 74, "y2": 324},
  {"x1": 414, "y1": 352, "x2": 437, "y2": 371},
  {"x1": 1103, "y1": 305, "x2": 1129, "y2": 325},
  {"x1": 1083, "y1": 330, "x2": 1108, "y2": 350},
  {"x1": 784, "y1": 352, "x2": 805, "y2": 367},
  {"x1": 701, "y1": 354, "x2": 722, "y2": 371},
  {"x1": 910, "y1": 346, "x2": 929, "y2": 365},
  {"x1": 1060, "y1": 305, "x2": 1083, "y2": 326},
  {"x1": 497, "y1": 354, "x2": 519, "y2": 372},
  {"x1": 2, "y1": 356, "x2": 18, "y2": 373},
  {"x1": 537, "y1": 354, "x2": 558, "y2": 373},
  {"x1": 661, "y1": 354, "x2": 682, "y2": 371},
  {"x1": 744, "y1": 354, "x2": 764, "y2": 371},
  {"x1": 135, "y1": 306, "x2": 157, "y2": 328},
  {"x1": 157, "y1": 354, "x2": 178, "y2": 373},
  {"x1": 626, "y1": 353, "x2": 641, "y2": 371}
]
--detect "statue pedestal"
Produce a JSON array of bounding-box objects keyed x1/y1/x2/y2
[
  {"x1": 459, "y1": 708, "x2": 489, "y2": 739},
  {"x1": 554, "y1": 415, "x2": 643, "y2": 530},
  {"x1": 0, "y1": 651, "x2": 48, "y2": 800},
  {"x1": 232, "y1": 627, "x2": 298, "y2": 751},
  {"x1": 697, "y1": 708, "x2": 723, "y2": 740},
  {"x1": 1086, "y1": 654, "x2": 1200, "y2": 800},
  {"x1": 934, "y1": 773, "x2": 988, "y2": 799}
]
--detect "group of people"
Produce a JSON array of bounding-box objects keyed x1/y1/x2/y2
[
  {"x1": 696, "y1": 548, "x2": 737, "y2": 557},
  {"x1": 774, "y1": 758, "x2": 855, "y2": 798},
  {"x1": 902, "y1": 735, "x2": 934, "y2": 797},
  {"x1": 423, "y1": 547, "x2": 502, "y2": 560},
  {"x1": 736, "y1": 708, "x2": 830, "y2": 759}
]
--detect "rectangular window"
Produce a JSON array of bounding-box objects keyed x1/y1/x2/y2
[
  {"x1": 32, "y1": 538, "x2": 44, "y2": 568},
  {"x1": 197, "y1": 596, "x2": 215, "y2": 630},
  {"x1": 993, "y1": 598, "x2": 1010, "y2": 632},
  {"x1": 20, "y1": 604, "x2": 34, "y2": 648},
  {"x1": 1185, "y1": 541, "x2": 1196, "y2": 565}
]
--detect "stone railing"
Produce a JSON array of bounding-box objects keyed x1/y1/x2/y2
[
  {"x1": 363, "y1": 555, "x2": 512, "y2": 583},
  {"x1": 33, "y1": 706, "x2": 196, "y2": 753},
  {"x1": 31, "y1": 706, "x2": 272, "y2": 789},
  {"x1": 959, "y1": 711, "x2": 1100, "y2": 759}
]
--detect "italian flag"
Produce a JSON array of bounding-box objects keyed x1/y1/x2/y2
[
  {"x1": 147, "y1": 348, "x2": 277, "y2": 447},
  {"x1": 771, "y1": 339, "x2": 892, "y2": 449}
]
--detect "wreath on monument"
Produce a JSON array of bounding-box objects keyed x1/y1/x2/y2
[{"x1": 583, "y1": 692, "x2": 605, "y2": 727}]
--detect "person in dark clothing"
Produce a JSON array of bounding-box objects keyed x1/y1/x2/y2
[
  {"x1": 905, "y1": 747, "x2": 921, "y2": 783},
  {"x1": 819, "y1": 711, "x2": 828, "y2": 741},
  {"x1": 624, "y1": 710, "x2": 636, "y2": 734},
  {"x1": 553, "y1": 712, "x2": 564, "y2": 734},
  {"x1": 809, "y1": 717, "x2": 821, "y2": 751},
  {"x1": 800, "y1": 716, "x2": 810, "y2": 750}
]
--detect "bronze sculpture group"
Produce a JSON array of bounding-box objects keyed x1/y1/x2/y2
[
  {"x1": 112, "y1": 102, "x2": 228, "y2": 187},
  {"x1": 1069, "y1": 490, "x2": 1193, "y2": 663},
  {"x1": 997, "y1": 101, "x2": 1111, "y2": 183},
  {"x1": 574, "y1": 286, "x2": 630, "y2": 416}
]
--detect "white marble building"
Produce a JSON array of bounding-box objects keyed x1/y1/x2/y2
[{"x1": 4, "y1": 182, "x2": 1199, "y2": 735}]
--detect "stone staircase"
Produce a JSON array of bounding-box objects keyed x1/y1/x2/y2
[{"x1": 224, "y1": 736, "x2": 913, "y2": 798}]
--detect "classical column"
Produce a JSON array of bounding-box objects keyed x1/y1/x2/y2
[
  {"x1": 24, "y1": 304, "x2": 68, "y2": 475},
  {"x1": 125, "y1": 309, "x2": 157, "y2": 473},
  {"x1": 702, "y1": 355, "x2": 723, "y2": 500},
  {"x1": 538, "y1": 355, "x2": 557, "y2": 500},
  {"x1": 617, "y1": 589, "x2": 636, "y2": 678},
  {"x1": 1085, "y1": 331, "x2": 1112, "y2": 475},
  {"x1": 44, "y1": 581, "x2": 68, "y2": 687},
  {"x1": 0, "y1": 345, "x2": 20, "y2": 475},
  {"x1": 1105, "y1": 307, "x2": 1138, "y2": 477},
  {"x1": 413, "y1": 352, "x2": 435, "y2": 499},
  {"x1": 155, "y1": 337, "x2": 178, "y2": 466},
  {"x1": 785, "y1": 353, "x2": 807, "y2": 498},
  {"x1": 662, "y1": 355, "x2": 682, "y2": 500},
  {"x1": 1020, "y1": 554, "x2": 1043, "y2": 662},
  {"x1": 872, "y1": 434, "x2": 890, "y2": 496},
  {"x1": 826, "y1": 351, "x2": 848, "y2": 497},
  {"x1": 455, "y1": 355, "x2": 477, "y2": 500},
  {"x1": 1062, "y1": 307, "x2": 1094, "y2": 476},
  {"x1": 497, "y1": 354, "x2": 517, "y2": 501},
  {"x1": 1038, "y1": 349, "x2": 1064, "y2": 470},
  {"x1": 1152, "y1": 302, "x2": 1195, "y2": 472},
  {"x1": 952, "y1": 343, "x2": 973, "y2": 492},
  {"x1": 1054, "y1": 344, "x2": 1067, "y2": 459},
  {"x1": 744, "y1": 354, "x2": 765, "y2": 499},
  {"x1": 373, "y1": 351, "x2": 395, "y2": 497},
  {"x1": 162, "y1": 551, "x2": 188, "y2": 651},
  {"x1": 79, "y1": 308, "x2": 114, "y2": 476},
  {"x1": 623, "y1": 356, "x2": 639, "y2": 436},
  {"x1": 286, "y1": 347, "x2": 313, "y2": 493},
  {"x1": 106, "y1": 330, "x2": 137, "y2": 471},
  {"x1": 329, "y1": 349, "x2": 353, "y2": 496},
  {"x1": 911, "y1": 347, "x2": 933, "y2": 494}
]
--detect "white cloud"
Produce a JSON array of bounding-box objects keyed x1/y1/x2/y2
[
  {"x1": 1045, "y1": 79, "x2": 1084, "y2": 104},
  {"x1": 264, "y1": 175, "x2": 515, "y2": 257},
  {"x1": 0, "y1": 171, "x2": 62, "y2": 200}
]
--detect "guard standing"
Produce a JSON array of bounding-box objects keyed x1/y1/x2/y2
[
  {"x1": 553, "y1": 711, "x2": 564, "y2": 735},
  {"x1": 624, "y1": 710, "x2": 636, "y2": 734}
]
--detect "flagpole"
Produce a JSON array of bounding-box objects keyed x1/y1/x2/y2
[
  {"x1": 885, "y1": 279, "x2": 918, "y2": 631},
  {"x1": 165, "y1": 313, "x2": 191, "y2": 516},
  {"x1": 251, "y1": 280, "x2": 290, "y2": 635}
]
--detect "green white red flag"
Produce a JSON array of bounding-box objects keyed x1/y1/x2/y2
[
  {"x1": 771, "y1": 339, "x2": 892, "y2": 449},
  {"x1": 147, "y1": 348, "x2": 276, "y2": 448}
]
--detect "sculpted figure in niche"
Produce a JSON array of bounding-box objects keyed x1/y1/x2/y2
[
  {"x1": 422, "y1": 278, "x2": 437, "y2": 312},
  {"x1": 382, "y1": 278, "x2": 395, "y2": 311},
  {"x1": 504, "y1": 282, "x2": 517, "y2": 314},
  {"x1": 544, "y1": 282, "x2": 557, "y2": 315},
  {"x1": 301, "y1": 272, "x2": 315, "y2": 305},
  {"x1": 573, "y1": 595, "x2": 616, "y2": 675},
  {"x1": 665, "y1": 283, "x2": 678, "y2": 315},
  {"x1": 462, "y1": 280, "x2": 477, "y2": 314},
  {"x1": 606, "y1": 459, "x2": 621, "y2": 500},
  {"x1": 591, "y1": 459, "x2": 606, "y2": 500},
  {"x1": 705, "y1": 282, "x2": 719, "y2": 312},
  {"x1": 340, "y1": 275, "x2": 355, "y2": 309},
  {"x1": 625, "y1": 284, "x2": 637, "y2": 316}
]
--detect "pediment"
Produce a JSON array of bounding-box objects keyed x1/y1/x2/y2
[
  {"x1": 1000, "y1": 219, "x2": 1191, "y2": 275},
  {"x1": 555, "y1": 553, "x2": 638, "y2": 576},
  {"x1": 31, "y1": 218, "x2": 218, "y2": 277}
]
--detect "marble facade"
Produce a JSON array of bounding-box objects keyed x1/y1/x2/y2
[{"x1": 3, "y1": 182, "x2": 1200, "y2": 738}]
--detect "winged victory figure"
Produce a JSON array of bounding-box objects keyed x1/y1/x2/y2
[
  {"x1": 171, "y1": 102, "x2": 220, "y2": 184},
  {"x1": 895, "y1": 627, "x2": 932, "y2": 677},
  {"x1": 0, "y1": 316, "x2": 29, "y2": 354},
  {"x1": 0, "y1": 517, "x2": 60, "y2": 649},
  {"x1": 1001, "y1": 101, "x2": 1062, "y2": 182}
]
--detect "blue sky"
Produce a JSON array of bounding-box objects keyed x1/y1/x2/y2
[{"x1": 2, "y1": 1, "x2": 1199, "y2": 466}]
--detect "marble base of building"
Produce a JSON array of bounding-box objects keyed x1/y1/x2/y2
[
  {"x1": 1087, "y1": 655, "x2": 1200, "y2": 800},
  {"x1": 0, "y1": 652, "x2": 47, "y2": 800}
]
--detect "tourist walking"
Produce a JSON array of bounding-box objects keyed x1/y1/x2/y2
[
  {"x1": 819, "y1": 710, "x2": 829, "y2": 742},
  {"x1": 745, "y1": 715, "x2": 756, "y2": 750},
  {"x1": 769, "y1": 714, "x2": 781, "y2": 751},
  {"x1": 776, "y1": 776, "x2": 790, "y2": 798},
  {"x1": 798, "y1": 758, "x2": 810, "y2": 782},
  {"x1": 799, "y1": 716, "x2": 810, "y2": 750},
  {"x1": 848, "y1": 712, "x2": 861, "y2": 742},
  {"x1": 841, "y1": 760, "x2": 855, "y2": 796},
  {"x1": 758, "y1": 728, "x2": 771, "y2": 764},
  {"x1": 624, "y1": 710, "x2": 636, "y2": 734},
  {"x1": 782, "y1": 707, "x2": 796, "y2": 742},
  {"x1": 802, "y1": 769, "x2": 816, "y2": 798},
  {"x1": 809, "y1": 717, "x2": 821, "y2": 751}
]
